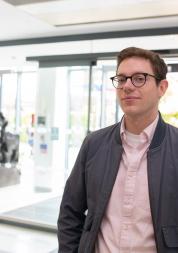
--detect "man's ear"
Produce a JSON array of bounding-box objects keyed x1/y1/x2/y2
[{"x1": 158, "y1": 79, "x2": 168, "y2": 98}]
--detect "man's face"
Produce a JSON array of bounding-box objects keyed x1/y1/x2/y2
[{"x1": 116, "y1": 56, "x2": 168, "y2": 119}]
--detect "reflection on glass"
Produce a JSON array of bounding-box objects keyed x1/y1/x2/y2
[
  {"x1": 90, "y1": 61, "x2": 121, "y2": 131},
  {"x1": 67, "y1": 67, "x2": 90, "y2": 175},
  {"x1": 1, "y1": 73, "x2": 17, "y2": 131},
  {"x1": 159, "y1": 72, "x2": 178, "y2": 127}
]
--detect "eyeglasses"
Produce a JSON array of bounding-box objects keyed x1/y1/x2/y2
[{"x1": 110, "y1": 72, "x2": 160, "y2": 89}]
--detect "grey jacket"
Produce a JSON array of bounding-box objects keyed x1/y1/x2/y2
[{"x1": 58, "y1": 114, "x2": 178, "y2": 253}]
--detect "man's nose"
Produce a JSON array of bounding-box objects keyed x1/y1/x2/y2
[{"x1": 123, "y1": 77, "x2": 135, "y2": 90}]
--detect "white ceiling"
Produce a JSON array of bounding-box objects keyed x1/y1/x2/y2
[
  {"x1": 1, "y1": 0, "x2": 178, "y2": 70},
  {"x1": 1, "y1": 0, "x2": 178, "y2": 41}
]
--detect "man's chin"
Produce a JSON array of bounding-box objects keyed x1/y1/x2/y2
[{"x1": 122, "y1": 107, "x2": 138, "y2": 117}]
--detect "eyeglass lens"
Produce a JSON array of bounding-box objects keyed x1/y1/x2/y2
[{"x1": 113, "y1": 73, "x2": 146, "y2": 88}]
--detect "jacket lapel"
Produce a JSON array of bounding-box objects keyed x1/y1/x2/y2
[
  {"x1": 147, "y1": 148, "x2": 163, "y2": 226},
  {"x1": 97, "y1": 143, "x2": 123, "y2": 215},
  {"x1": 147, "y1": 113, "x2": 166, "y2": 226}
]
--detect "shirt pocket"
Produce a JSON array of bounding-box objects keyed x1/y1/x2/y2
[{"x1": 162, "y1": 226, "x2": 178, "y2": 247}]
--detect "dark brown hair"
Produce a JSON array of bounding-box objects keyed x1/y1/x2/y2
[{"x1": 117, "y1": 47, "x2": 167, "y2": 84}]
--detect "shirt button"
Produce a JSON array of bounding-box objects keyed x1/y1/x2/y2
[{"x1": 123, "y1": 224, "x2": 129, "y2": 229}]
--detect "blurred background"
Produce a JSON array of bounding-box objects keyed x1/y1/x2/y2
[{"x1": 0, "y1": 0, "x2": 178, "y2": 252}]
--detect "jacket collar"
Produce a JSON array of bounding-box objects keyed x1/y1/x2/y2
[
  {"x1": 149, "y1": 112, "x2": 166, "y2": 149},
  {"x1": 115, "y1": 112, "x2": 166, "y2": 149}
]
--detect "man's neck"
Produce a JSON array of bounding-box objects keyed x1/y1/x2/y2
[{"x1": 124, "y1": 111, "x2": 158, "y2": 135}]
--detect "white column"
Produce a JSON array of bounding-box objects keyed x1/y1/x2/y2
[{"x1": 33, "y1": 68, "x2": 56, "y2": 192}]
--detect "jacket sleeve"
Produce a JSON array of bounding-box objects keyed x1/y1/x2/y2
[{"x1": 57, "y1": 136, "x2": 89, "y2": 253}]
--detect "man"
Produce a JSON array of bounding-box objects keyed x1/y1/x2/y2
[{"x1": 58, "y1": 47, "x2": 178, "y2": 253}]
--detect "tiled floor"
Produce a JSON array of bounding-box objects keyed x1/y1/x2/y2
[
  {"x1": 0, "y1": 197, "x2": 61, "y2": 231},
  {"x1": 0, "y1": 158, "x2": 63, "y2": 253},
  {"x1": 0, "y1": 223, "x2": 58, "y2": 253},
  {"x1": 0, "y1": 193, "x2": 59, "y2": 252}
]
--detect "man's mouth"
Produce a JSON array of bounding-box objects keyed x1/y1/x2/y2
[{"x1": 122, "y1": 96, "x2": 140, "y2": 101}]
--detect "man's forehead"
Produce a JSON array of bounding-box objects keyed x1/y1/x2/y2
[{"x1": 117, "y1": 57, "x2": 153, "y2": 73}]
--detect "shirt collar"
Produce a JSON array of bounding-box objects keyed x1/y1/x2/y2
[{"x1": 120, "y1": 114, "x2": 159, "y2": 144}]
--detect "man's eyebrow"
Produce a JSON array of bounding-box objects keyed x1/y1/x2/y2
[
  {"x1": 116, "y1": 72, "x2": 146, "y2": 75},
  {"x1": 116, "y1": 72, "x2": 125, "y2": 75}
]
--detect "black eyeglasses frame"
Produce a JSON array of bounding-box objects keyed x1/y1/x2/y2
[{"x1": 110, "y1": 72, "x2": 161, "y2": 89}]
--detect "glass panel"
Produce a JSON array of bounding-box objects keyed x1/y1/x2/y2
[
  {"x1": 104, "y1": 69, "x2": 118, "y2": 126},
  {"x1": 0, "y1": 61, "x2": 121, "y2": 229},
  {"x1": 90, "y1": 60, "x2": 123, "y2": 131},
  {"x1": 159, "y1": 71, "x2": 178, "y2": 127},
  {"x1": 90, "y1": 67, "x2": 102, "y2": 131},
  {"x1": 1, "y1": 73, "x2": 17, "y2": 131},
  {"x1": 66, "y1": 66, "x2": 90, "y2": 175},
  {"x1": 19, "y1": 72, "x2": 37, "y2": 184},
  {"x1": 20, "y1": 72, "x2": 37, "y2": 152}
]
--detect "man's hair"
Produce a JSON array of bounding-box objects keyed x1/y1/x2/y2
[{"x1": 117, "y1": 47, "x2": 168, "y2": 84}]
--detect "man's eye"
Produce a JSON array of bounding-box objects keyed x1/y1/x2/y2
[
  {"x1": 134, "y1": 75, "x2": 145, "y2": 82},
  {"x1": 117, "y1": 77, "x2": 126, "y2": 83}
]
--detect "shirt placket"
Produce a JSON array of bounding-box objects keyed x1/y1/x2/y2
[{"x1": 120, "y1": 148, "x2": 142, "y2": 251}]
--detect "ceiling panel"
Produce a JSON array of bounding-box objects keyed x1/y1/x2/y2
[
  {"x1": 4, "y1": 0, "x2": 56, "y2": 5},
  {"x1": 1, "y1": 0, "x2": 178, "y2": 41},
  {"x1": 15, "y1": 0, "x2": 178, "y2": 27}
]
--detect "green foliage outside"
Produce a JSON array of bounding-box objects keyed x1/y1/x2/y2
[{"x1": 162, "y1": 112, "x2": 178, "y2": 127}]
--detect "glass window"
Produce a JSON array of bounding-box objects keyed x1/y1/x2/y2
[
  {"x1": 1, "y1": 73, "x2": 17, "y2": 131},
  {"x1": 66, "y1": 67, "x2": 90, "y2": 174}
]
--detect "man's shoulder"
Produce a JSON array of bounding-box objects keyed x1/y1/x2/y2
[
  {"x1": 167, "y1": 123, "x2": 178, "y2": 134},
  {"x1": 87, "y1": 122, "x2": 120, "y2": 141},
  {"x1": 165, "y1": 123, "x2": 178, "y2": 146},
  {"x1": 166, "y1": 123, "x2": 178, "y2": 130},
  {"x1": 81, "y1": 123, "x2": 121, "y2": 157}
]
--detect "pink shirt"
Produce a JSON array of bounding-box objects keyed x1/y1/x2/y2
[{"x1": 95, "y1": 115, "x2": 159, "y2": 253}]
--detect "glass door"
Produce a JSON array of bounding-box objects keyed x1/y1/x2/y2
[
  {"x1": 90, "y1": 59, "x2": 123, "y2": 132},
  {"x1": 0, "y1": 60, "x2": 121, "y2": 231},
  {"x1": 65, "y1": 60, "x2": 123, "y2": 176},
  {"x1": 65, "y1": 66, "x2": 90, "y2": 175}
]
